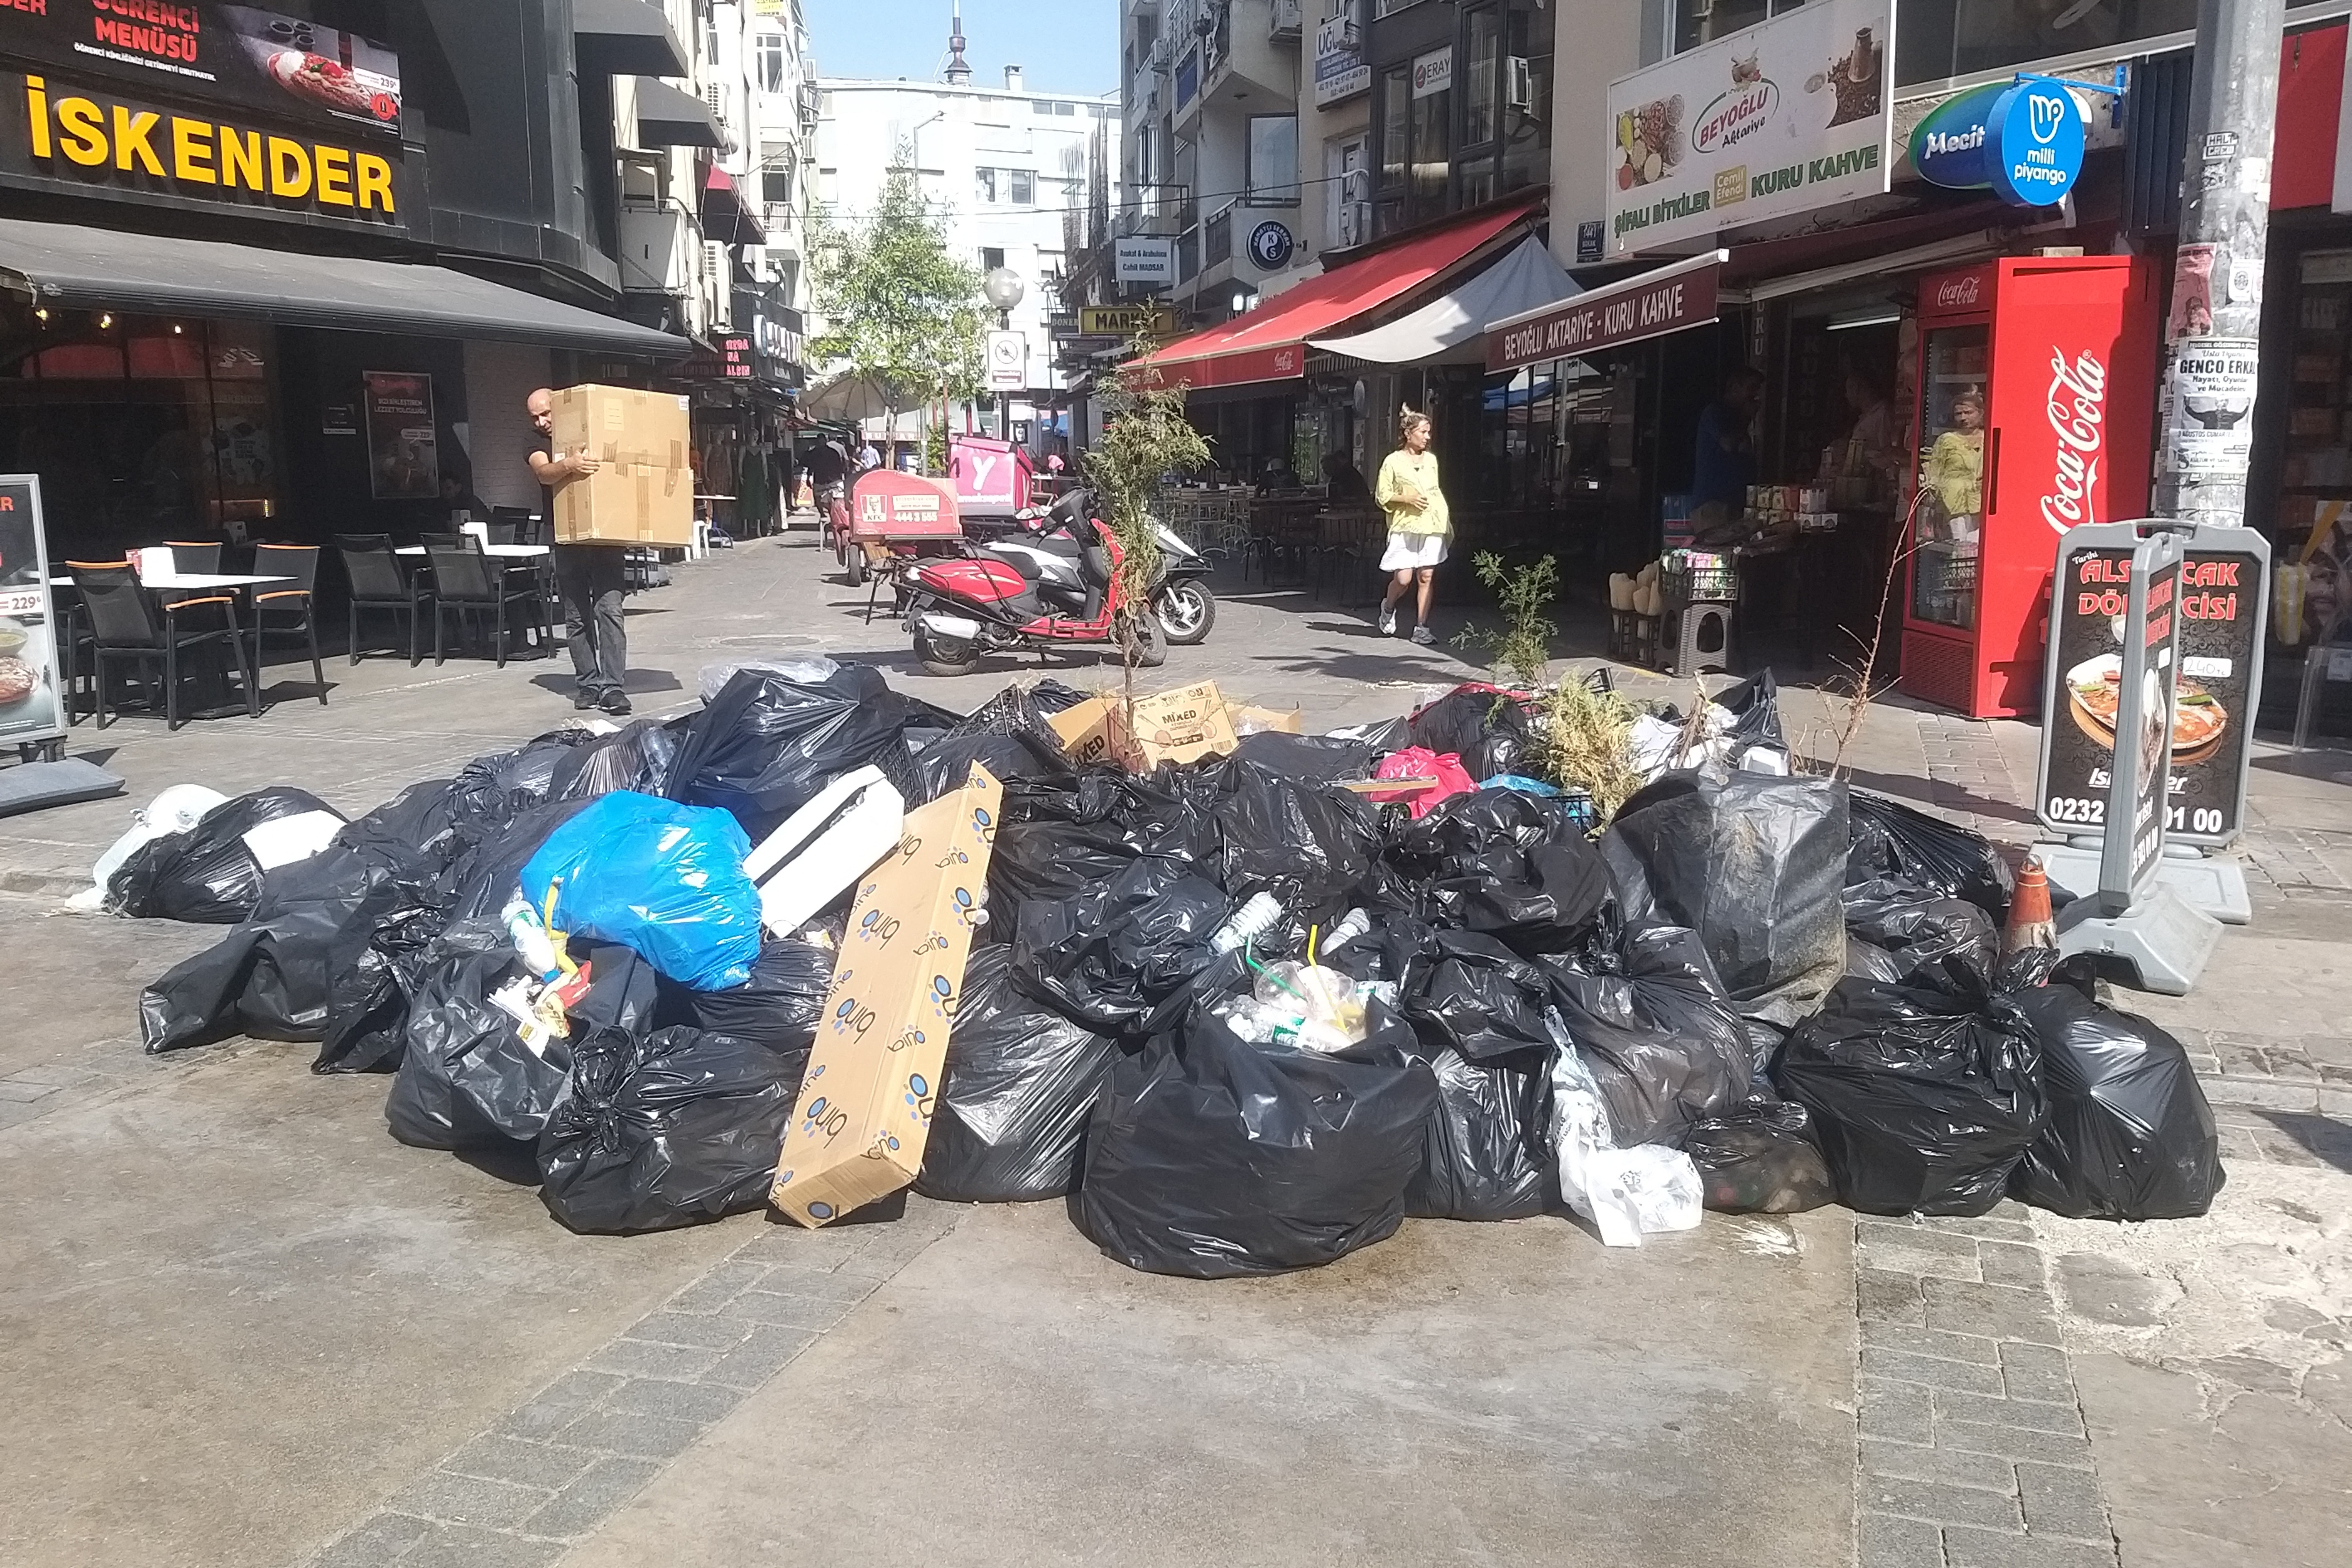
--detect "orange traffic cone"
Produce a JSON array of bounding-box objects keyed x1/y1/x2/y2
[{"x1": 2003, "y1": 854, "x2": 2058, "y2": 956}]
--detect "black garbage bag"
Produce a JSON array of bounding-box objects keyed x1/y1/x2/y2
[
  {"x1": 2010, "y1": 986, "x2": 2224, "y2": 1220},
  {"x1": 1027, "y1": 678, "x2": 1092, "y2": 716},
  {"x1": 1774, "y1": 971, "x2": 2046, "y2": 1216},
  {"x1": 1231, "y1": 729, "x2": 1380, "y2": 783},
  {"x1": 387, "y1": 930, "x2": 662, "y2": 1151},
  {"x1": 1075, "y1": 1007, "x2": 1439, "y2": 1277},
  {"x1": 1847, "y1": 791, "x2": 2015, "y2": 919},
  {"x1": 452, "y1": 728, "x2": 601, "y2": 824},
  {"x1": 665, "y1": 663, "x2": 924, "y2": 837},
  {"x1": 686, "y1": 939, "x2": 830, "y2": 1061},
  {"x1": 1401, "y1": 1039, "x2": 1550, "y2": 1222},
  {"x1": 1408, "y1": 686, "x2": 1531, "y2": 781},
  {"x1": 908, "y1": 685, "x2": 1074, "y2": 801},
  {"x1": 1411, "y1": 929, "x2": 1556, "y2": 1063},
  {"x1": 1603, "y1": 771, "x2": 1849, "y2": 1027},
  {"x1": 559, "y1": 718, "x2": 687, "y2": 801},
  {"x1": 1545, "y1": 922, "x2": 1754, "y2": 1148},
  {"x1": 109, "y1": 786, "x2": 345, "y2": 924},
  {"x1": 1388, "y1": 789, "x2": 1611, "y2": 952},
  {"x1": 1215, "y1": 760, "x2": 1385, "y2": 920},
  {"x1": 991, "y1": 769, "x2": 1222, "y2": 908},
  {"x1": 1844, "y1": 893, "x2": 1997, "y2": 985},
  {"x1": 1683, "y1": 1101, "x2": 1836, "y2": 1213},
  {"x1": 538, "y1": 1025, "x2": 799, "y2": 1233},
  {"x1": 1321, "y1": 911, "x2": 1442, "y2": 990},
  {"x1": 1711, "y1": 671, "x2": 1787, "y2": 755},
  {"x1": 913, "y1": 948, "x2": 1122, "y2": 1203},
  {"x1": 1012, "y1": 861, "x2": 1236, "y2": 1034}
]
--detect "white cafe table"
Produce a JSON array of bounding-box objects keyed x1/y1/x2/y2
[
  {"x1": 394, "y1": 543, "x2": 551, "y2": 559},
  {"x1": 50, "y1": 571, "x2": 294, "y2": 591}
]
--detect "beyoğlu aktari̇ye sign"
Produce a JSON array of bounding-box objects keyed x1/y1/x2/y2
[{"x1": 1487, "y1": 252, "x2": 1722, "y2": 372}]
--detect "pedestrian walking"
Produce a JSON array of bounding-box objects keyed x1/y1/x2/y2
[
  {"x1": 1375, "y1": 408, "x2": 1450, "y2": 645},
  {"x1": 856, "y1": 436, "x2": 882, "y2": 473},
  {"x1": 526, "y1": 387, "x2": 631, "y2": 715}
]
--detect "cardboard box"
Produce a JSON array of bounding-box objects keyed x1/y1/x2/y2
[
  {"x1": 1046, "y1": 679, "x2": 1243, "y2": 770},
  {"x1": 769, "y1": 763, "x2": 1003, "y2": 1227},
  {"x1": 547, "y1": 384, "x2": 694, "y2": 548}
]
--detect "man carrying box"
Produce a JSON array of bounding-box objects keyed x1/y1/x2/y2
[{"x1": 527, "y1": 387, "x2": 631, "y2": 715}]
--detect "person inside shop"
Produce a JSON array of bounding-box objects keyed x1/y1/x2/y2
[
  {"x1": 526, "y1": 387, "x2": 631, "y2": 717},
  {"x1": 1256, "y1": 453, "x2": 1299, "y2": 493},
  {"x1": 1820, "y1": 368, "x2": 1901, "y2": 498},
  {"x1": 1920, "y1": 385, "x2": 1986, "y2": 541},
  {"x1": 1374, "y1": 407, "x2": 1451, "y2": 646},
  {"x1": 437, "y1": 469, "x2": 488, "y2": 523},
  {"x1": 1322, "y1": 451, "x2": 1374, "y2": 505},
  {"x1": 1690, "y1": 366, "x2": 1764, "y2": 534}
]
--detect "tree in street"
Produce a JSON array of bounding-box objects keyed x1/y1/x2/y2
[{"x1": 1084, "y1": 331, "x2": 1210, "y2": 689}]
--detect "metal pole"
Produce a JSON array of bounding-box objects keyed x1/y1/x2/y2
[
  {"x1": 2151, "y1": 0, "x2": 2287, "y2": 527},
  {"x1": 1000, "y1": 307, "x2": 1014, "y2": 444}
]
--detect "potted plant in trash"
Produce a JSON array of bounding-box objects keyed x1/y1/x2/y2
[{"x1": 1083, "y1": 331, "x2": 1210, "y2": 704}]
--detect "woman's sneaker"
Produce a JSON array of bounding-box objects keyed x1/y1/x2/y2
[
  {"x1": 1411, "y1": 625, "x2": 1436, "y2": 646},
  {"x1": 1378, "y1": 604, "x2": 1398, "y2": 636}
]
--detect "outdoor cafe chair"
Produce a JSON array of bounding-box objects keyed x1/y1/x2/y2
[
  {"x1": 425, "y1": 539, "x2": 546, "y2": 667},
  {"x1": 247, "y1": 544, "x2": 327, "y2": 705},
  {"x1": 67, "y1": 559, "x2": 260, "y2": 730},
  {"x1": 336, "y1": 534, "x2": 432, "y2": 665}
]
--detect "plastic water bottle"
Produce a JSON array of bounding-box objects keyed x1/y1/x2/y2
[
  {"x1": 1320, "y1": 906, "x2": 1374, "y2": 955},
  {"x1": 1209, "y1": 891, "x2": 1285, "y2": 955}
]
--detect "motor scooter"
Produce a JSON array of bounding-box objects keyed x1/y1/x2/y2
[{"x1": 898, "y1": 488, "x2": 1214, "y2": 675}]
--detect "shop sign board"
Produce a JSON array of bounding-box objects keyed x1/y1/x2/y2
[
  {"x1": 363, "y1": 370, "x2": 438, "y2": 501},
  {"x1": 1077, "y1": 305, "x2": 1178, "y2": 339},
  {"x1": 2039, "y1": 523, "x2": 2264, "y2": 860},
  {"x1": 0, "y1": 69, "x2": 408, "y2": 231},
  {"x1": 0, "y1": 475, "x2": 64, "y2": 750},
  {"x1": 1909, "y1": 78, "x2": 2085, "y2": 206},
  {"x1": 1605, "y1": 0, "x2": 1891, "y2": 257},
  {"x1": 1487, "y1": 251, "x2": 1724, "y2": 372},
  {"x1": 0, "y1": 2, "x2": 402, "y2": 139},
  {"x1": 1313, "y1": 1, "x2": 1368, "y2": 108},
  {"x1": 1114, "y1": 236, "x2": 1176, "y2": 286},
  {"x1": 1412, "y1": 45, "x2": 1451, "y2": 100}
]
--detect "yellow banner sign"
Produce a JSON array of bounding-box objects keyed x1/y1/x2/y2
[{"x1": 1077, "y1": 305, "x2": 1178, "y2": 338}]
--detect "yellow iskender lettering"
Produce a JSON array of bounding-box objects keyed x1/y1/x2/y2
[
  {"x1": 111, "y1": 105, "x2": 162, "y2": 176},
  {"x1": 219, "y1": 126, "x2": 262, "y2": 191},
  {"x1": 172, "y1": 118, "x2": 215, "y2": 184},
  {"x1": 266, "y1": 136, "x2": 311, "y2": 198},
  {"x1": 25, "y1": 77, "x2": 50, "y2": 160},
  {"x1": 314, "y1": 145, "x2": 352, "y2": 206},
  {"x1": 55, "y1": 97, "x2": 106, "y2": 166},
  {"x1": 355, "y1": 151, "x2": 394, "y2": 212}
]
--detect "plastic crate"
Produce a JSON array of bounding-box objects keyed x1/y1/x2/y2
[
  {"x1": 1661, "y1": 549, "x2": 1737, "y2": 604},
  {"x1": 1608, "y1": 608, "x2": 1663, "y2": 668}
]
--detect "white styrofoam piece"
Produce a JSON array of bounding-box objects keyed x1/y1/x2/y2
[{"x1": 743, "y1": 765, "x2": 906, "y2": 939}]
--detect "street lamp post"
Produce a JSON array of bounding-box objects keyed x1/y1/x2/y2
[{"x1": 982, "y1": 265, "x2": 1025, "y2": 444}]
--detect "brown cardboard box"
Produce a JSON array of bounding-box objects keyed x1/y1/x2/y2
[
  {"x1": 546, "y1": 384, "x2": 694, "y2": 548},
  {"x1": 1229, "y1": 702, "x2": 1303, "y2": 735},
  {"x1": 769, "y1": 763, "x2": 1003, "y2": 1227},
  {"x1": 1046, "y1": 679, "x2": 1243, "y2": 771}
]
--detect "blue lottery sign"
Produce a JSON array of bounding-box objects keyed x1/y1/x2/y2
[{"x1": 1910, "y1": 78, "x2": 2084, "y2": 207}]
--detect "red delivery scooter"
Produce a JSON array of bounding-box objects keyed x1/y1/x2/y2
[{"x1": 897, "y1": 488, "x2": 1166, "y2": 676}]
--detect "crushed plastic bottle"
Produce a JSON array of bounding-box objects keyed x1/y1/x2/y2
[
  {"x1": 1212, "y1": 995, "x2": 1358, "y2": 1055},
  {"x1": 1210, "y1": 890, "x2": 1286, "y2": 955},
  {"x1": 1319, "y1": 906, "x2": 1374, "y2": 955}
]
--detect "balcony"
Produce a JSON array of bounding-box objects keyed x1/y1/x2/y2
[{"x1": 1203, "y1": 206, "x2": 1231, "y2": 267}]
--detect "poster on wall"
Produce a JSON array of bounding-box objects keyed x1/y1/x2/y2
[
  {"x1": 1604, "y1": 0, "x2": 1892, "y2": 256},
  {"x1": 0, "y1": 475, "x2": 64, "y2": 748},
  {"x1": 363, "y1": 371, "x2": 439, "y2": 501},
  {"x1": 0, "y1": 2, "x2": 402, "y2": 138}
]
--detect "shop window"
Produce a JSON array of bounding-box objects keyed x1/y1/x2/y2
[
  {"x1": 1463, "y1": 7, "x2": 1501, "y2": 149},
  {"x1": 126, "y1": 331, "x2": 206, "y2": 381},
  {"x1": 1673, "y1": 0, "x2": 1790, "y2": 54},
  {"x1": 32, "y1": 341, "x2": 126, "y2": 380},
  {"x1": 1010, "y1": 169, "x2": 1034, "y2": 205},
  {"x1": 1247, "y1": 115, "x2": 1298, "y2": 204},
  {"x1": 1895, "y1": 0, "x2": 2195, "y2": 85}
]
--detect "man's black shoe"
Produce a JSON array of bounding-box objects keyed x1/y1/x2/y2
[
  {"x1": 573, "y1": 689, "x2": 599, "y2": 710},
  {"x1": 599, "y1": 690, "x2": 633, "y2": 716}
]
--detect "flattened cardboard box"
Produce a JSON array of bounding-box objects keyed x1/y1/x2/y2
[
  {"x1": 1046, "y1": 679, "x2": 1242, "y2": 770},
  {"x1": 770, "y1": 763, "x2": 1002, "y2": 1227},
  {"x1": 548, "y1": 384, "x2": 694, "y2": 548}
]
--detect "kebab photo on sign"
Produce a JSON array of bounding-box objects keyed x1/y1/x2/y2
[{"x1": 2064, "y1": 639, "x2": 2227, "y2": 769}]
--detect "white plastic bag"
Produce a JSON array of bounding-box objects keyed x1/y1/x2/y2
[
  {"x1": 1548, "y1": 1024, "x2": 1704, "y2": 1247},
  {"x1": 70, "y1": 784, "x2": 229, "y2": 911},
  {"x1": 697, "y1": 655, "x2": 840, "y2": 705}
]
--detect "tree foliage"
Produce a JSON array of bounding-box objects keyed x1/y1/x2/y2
[
  {"x1": 1083, "y1": 331, "x2": 1210, "y2": 685},
  {"x1": 806, "y1": 148, "x2": 987, "y2": 417}
]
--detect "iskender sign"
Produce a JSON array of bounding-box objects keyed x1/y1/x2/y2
[{"x1": 1486, "y1": 250, "x2": 1725, "y2": 373}]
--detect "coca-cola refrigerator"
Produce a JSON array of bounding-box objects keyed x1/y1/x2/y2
[{"x1": 1901, "y1": 256, "x2": 2160, "y2": 718}]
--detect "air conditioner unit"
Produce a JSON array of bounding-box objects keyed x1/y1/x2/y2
[
  {"x1": 1505, "y1": 56, "x2": 1533, "y2": 113},
  {"x1": 1269, "y1": 0, "x2": 1303, "y2": 39},
  {"x1": 1339, "y1": 167, "x2": 1370, "y2": 205},
  {"x1": 1339, "y1": 200, "x2": 1371, "y2": 247}
]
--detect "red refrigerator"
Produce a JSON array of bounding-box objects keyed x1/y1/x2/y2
[{"x1": 1901, "y1": 256, "x2": 2160, "y2": 718}]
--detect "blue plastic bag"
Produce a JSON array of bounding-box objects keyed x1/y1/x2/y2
[{"x1": 520, "y1": 791, "x2": 763, "y2": 992}]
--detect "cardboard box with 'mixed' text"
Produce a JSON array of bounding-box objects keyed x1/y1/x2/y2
[
  {"x1": 547, "y1": 384, "x2": 693, "y2": 548},
  {"x1": 1046, "y1": 679, "x2": 1245, "y2": 770},
  {"x1": 769, "y1": 763, "x2": 1002, "y2": 1227}
]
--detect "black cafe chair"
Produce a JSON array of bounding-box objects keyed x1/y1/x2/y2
[
  {"x1": 247, "y1": 543, "x2": 327, "y2": 705},
  {"x1": 426, "y1": 539, "x2": 546, "y2": 666},
  {"x1": 335, "y1": 533, "x2": 432, "y2": 665},
  {"x1": 68, "y1": 559, "x2": 260, "y2": 730},
  {"x1": 161, "y1": 539, "x2": 222, "y2": 573}
]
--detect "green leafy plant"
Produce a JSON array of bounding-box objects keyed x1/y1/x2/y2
[
  {"x1": 1534, "y1": 671, "x2": 1647, "y2": 826},
  {"x1": 923, "y1": 420, "x2": 949, "y2": 476},
  {"x1": 1083, "y1": 329, "x2": 1210, "y2": 694},
  {"x1": 806, "y1": 145, "x2": 988, "y2": 436},
  {"x1": 1455, "y1": 551, "x2": 1558, "y2": 693}
]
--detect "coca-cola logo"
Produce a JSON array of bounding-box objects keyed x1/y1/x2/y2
[
  {"x1": 1935, "y1": 274, "x2": 1984, "y2": 310},
  {"x1": 2041, "y1": 347, "x2": 2107, "y2": 534}
]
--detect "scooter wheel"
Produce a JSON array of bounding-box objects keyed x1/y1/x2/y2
[
  {"x1": 916, "y1": 633, "x2": 979, "y2": 677},
  {"x1": 845, "y1": 545, "x2": 868, "y2": 588},
  {"x1": 1125, "y1": 610, "x2": 1167, "y2": 669},
  {"x1": 1154, "y1": 581, "x2": 1217, "y2": 645}
]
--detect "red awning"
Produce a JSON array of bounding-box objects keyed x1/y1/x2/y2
[
  {"x1": 700, "y1": 161, "x2": 767, "y2": 246},
  {"x1": 1139, "y1": 194, "x2": 1544, "y2": 390}
]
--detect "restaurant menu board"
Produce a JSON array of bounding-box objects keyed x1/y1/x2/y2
[
  {"x1": 2038, "y1": 524, "x2": 2268, "y2": 850},
  {"x1": 0, "y1": 475, "x2": 64, "y2": 747},
  {"x1": 363, "y1": 371, "x2": 439, "y2": 501},
  {"x1": 0, "y1": 2, "x2": 402, "y2": 139}
]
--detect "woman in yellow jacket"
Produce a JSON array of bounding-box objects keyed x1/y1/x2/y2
[{"x1": 1375, "y1": 409, "x2": 1450, "y2": 644}]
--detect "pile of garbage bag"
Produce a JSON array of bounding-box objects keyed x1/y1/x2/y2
[{"x1": 112, "y1": 665, "x2": 2226, "y2": 1262}]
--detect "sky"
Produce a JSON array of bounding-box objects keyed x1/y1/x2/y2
[{"x1": 801, "y1": 0, "x2": 1118, "y2": 96}]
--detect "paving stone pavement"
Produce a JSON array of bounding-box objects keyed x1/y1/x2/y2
[{"x1": 299, "y1": 1203, "x2": 966, "y2": 1568}]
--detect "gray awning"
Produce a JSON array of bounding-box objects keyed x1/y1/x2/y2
[
  {"x1": 635, "y1": 76, "x2": 725, "y2": 149},
  {"x1": 1312, "y1": 235, "x2": 1578, "y2": 365},
  {"x1": 0, "y1": 219, "x2": 690, "y2": 357},
  {"x1": 574, "y1": 0, "x2": 690, "y2": 79}
]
